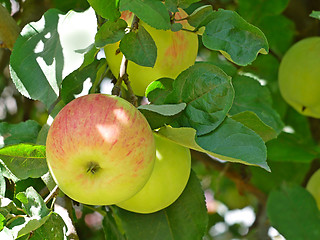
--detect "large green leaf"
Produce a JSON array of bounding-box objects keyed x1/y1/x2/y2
[
  {"x1": 87, "y1": 0, "x2": 120, "y2": 21},
  {"x1": 157, "y1": 119, "x2": 269, "y2": 170},
  {"x1": 120, "y1": 25, "x2": 157, "y2": 67},
  {"x1": 103, "y1": 210, "x2": 125, "y2": 240},
  {"x1": 116, "y1": 171, "x2": 208, "y2": 240},
  {"x1": 152, "y1": 63, "x2": 234, "y2": 136},
  {"x1": 230, "y1": 75, "x2": 284, "y2": 134},
  {"x1": 95, "y1": 19, "x2": 127, "y2": 48},
  {"x1": 202, "y1": 9, "x2": 268, "y2": 66},
  {"x1": 0, "y1": 121, "x2": 41, "y2": 148},
  {"x1": 119, "y1": 0, "x2": 171, "y2": 30},
  {"x1": 165, "y1": 0, "x2": 201, "y2": 10},
  {"x1": 267, "y1": 185, "x2": 320, "y2": 240},
  {"x1": 0, "y1": 144, "x2": 47, "y2": 180},
  {"x1": 9, "y1": 8, "x2": 97, "y2": 108}
]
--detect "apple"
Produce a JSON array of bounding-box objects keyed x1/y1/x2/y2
[
  {"x1": 46, "y1": 94, "x2": 156, "y2": 205},
  {"x1": 104, "y1": 8, "x2": 199, "y2": 96},
  {"x1": 279, "y1": 37, "x2": 320, "y2": 118},
  {"x1": 306, "y1": 169, "x2": 320, "y2": 209},
  {"x1": 116, "y1": 133, "x2": 191, "y2": 213}
]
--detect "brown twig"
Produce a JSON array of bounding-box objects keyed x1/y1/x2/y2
[{"x1": 191, "y1": 150, "x2": 268, "y2": 204}]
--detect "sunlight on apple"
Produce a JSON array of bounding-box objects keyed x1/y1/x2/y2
[
  {"x1": 96, "y1": 124, "x2": 119, "y2": 143},
  {"x1": 113, "y1": 108, "x2": 129, "y2": 124}
]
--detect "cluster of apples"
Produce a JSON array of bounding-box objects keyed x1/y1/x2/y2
[{"x1": 46, "y1": 9, "x2": 198, "y2": 214}]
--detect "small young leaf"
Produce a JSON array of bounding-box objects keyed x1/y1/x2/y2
[
  {"x1": 119, "y1": 0, "x2": 171, "y2": 30},
  {"x1": 120, "y1": 25, "x2": 157, "y2": 67},
  {"x1": 310, "y1": 11, "x2": 320, "y2": 20},
  {"x1": 0, "y1": 144, "x2": 47, "y2": 180},
  {"x1": 116, "y1": 170, "x2": 208, "y2": 240},
  {"x1": 202, "y1": 9, "x2": 268, "y2": 66},
  {"x1": 95, "y1": 19, "x2": 127, "y2": 48},
  {"x1": 267, "y1": 185, "x2": 320, "y2": 240},
  {"x1": 0, "y1": 120, "x2": 41, "y2": 148},
  {"x1": 87, "y1": 0, "x2": 120, "y2": 21},
  {"x1": 146, "y1": 78, "x2": 174, "y2": 105},
  {"x1": 164, "y1": 63, "x2": 234, "y2": 136}
]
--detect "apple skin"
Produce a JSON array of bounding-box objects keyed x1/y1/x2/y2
[
  {"x1": 46, "y1": 94, "x2": 156, "y2": 205},
  {"x1": 104, "y1": 9, "x2": 198, "y2": 96},
  {"x1": 116, "y1": 133, "x2": 191, "y2": 213},
  {"x1": 307, "y1": 169, "x2": 320, "y2": 209},
  {"x1": 279, "y1": 37, "x2": 320, "y2": 118}
]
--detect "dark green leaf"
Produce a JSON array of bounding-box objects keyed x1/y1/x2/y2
[
  {"x1": 231, "y1": 111, "x2": 277, "y2": 142},
  {"x1": 120, "y1": 0, "x2": 171, "y2": 30},
  {"x1": 61, "y1": 59, "x2": 106, "y2": 104},
  {"x1": 95, "y1": 19, "x2": 127, "y2": 48},
  {"x1": 165, "y1": 0, "x2": 201, "y2": 9},
  {"x1": 87, "y1": 0, "x2": 120, "y2": 21},
  {"x1": 117, "y1": 171, "x2": 208, "y2": 240},
  {"x1": 0, "y1": 144, "x2": 48, "y2": 180},
  {"x1": 197, "y1": 117, "x2": 269, "y2": 170},
  {"x1": 120, "y1": 25, "x2": 157, "y2": 67},
  {"x1": 230, "y1": 75, "x2": 284, "y2": 134},
  {"x1": 237, "y1": 0, "x2": 290, "y2": 22},
  {"x1": 267, "y1": 185, "x2": 320, "y2": 240},
  {"x1": 9, "y1": 8, "x2": 97, "y2": 108},
  {"x1": 165, "y1": 63, "x2": 234, "y2": 136},
  {"x1": 266, "y1": 132, "x2": 317, "y2": 163},
  {"x1": 202, "y1": 9, "x2": 268, "y2": 66},
  {"x1": 29, "y1": 213, "x2": 67, "y2": 240},
  {"x1": 103, "y1": 210, "x2": 125, "y2": 240},
  {"x1": 79, "y1": 43, "x2": 99, "y2": 70},
  {"x1": 188, "y1": 5, "x2": 215, "y2": 28},
  {"x1": 0, "y1": 120, "x2": 41, "y2": 148}
]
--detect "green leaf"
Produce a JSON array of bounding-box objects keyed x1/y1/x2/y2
[
  {"x1": 188, "y1": 5, "x2": 215, "y2": 29},
  {"x1": 119, "y1": 0, "x2": 171, "y2": 30},
  {"x1": 116, "y1": 170, "x2": 208, "y2": 240},
  {"x1": 310, "y1": 11, "x2": 320, "y2": 20},
  {"x1": 267, "y1": 185, "x2": 320, "y2": 240},
  {"x1": 103, "y1": 210, "x2": 125, "y2": 240},
  {"x1": 138, "y1": 103, "x2": 186, "y2": 116},
  {"x1": 231, "y1": 111, "x2": 277, "y2": 142},
  {"x1": 0, "y1": 144, "x2": 48, "y2": 180},
  {"x1": 0, "y1": 120, "x2": 41, "y2": 148},
  {"x1": 120, "y1": 25, "x2": 157, "y2": 67},
  {"x1": 165, "y1": 63, "x2": 234, "y2": 136},
  {"x1": 165, "y1": 0, "x2": 201, "y2": 9},
  {"x1": 237, "y1": 0, "x2": 290, "y2": 22},
  {"x1": 257, "y1": 15, "x2": 295, "y2": 56},
  {"x1": 61, "y1": 59, "x2": 106, "y2": 104},
  {"x1": 87, "y1": 0, "x2": 120, "y2": 21},
  {"x1": 29, "y1": 213, "x2": 67, "y2": 240},
  {"x1": 146, "y1": 78, "x2": 174, "y2": 105},
  {"x1": 139, "y1": 103, "x2": 186, "y2": 129},
  {"x1": 157, "y1": 120, "x2": 269, "y2": 170},
  {"x1": 202, "y1": 9, "x2": 268, "y2": 66},
  {"x1": 230, "y1": 75, "x2": 284, "y2": 134},
  {"x1": 79, "y1": 43, "x2": 100, "y2": 70},
  {"x1": 266, "y1": 132, "x2": 317, "y2": 163},
  {"x1": 17, "y1": 187, "x2": 50, "y2": 218},
  {"x1": 95, "y1": 19, "x2": 127, "y2": 48},
  {"x1": 0, "y1": 172, "x2": 5, "y2": 197},
  {"x1": 9, "y1": 8, "x2": 97, "y2": 108}
]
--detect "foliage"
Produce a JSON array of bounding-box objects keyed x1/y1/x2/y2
[{"x1": 0, "y1": 0, "x2": 320, "y2": 239}]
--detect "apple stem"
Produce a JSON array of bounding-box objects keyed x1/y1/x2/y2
[{"x1": 87, "y1": 161, "x2": 101, "y2": 174}]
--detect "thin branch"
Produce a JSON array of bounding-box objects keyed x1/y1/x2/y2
[
  {"x1": 191, "y1": 150, "x2": 268, "y2": 204},
  {"x1": 45, "y1": 185, "x2": 60, "y2": 204}
]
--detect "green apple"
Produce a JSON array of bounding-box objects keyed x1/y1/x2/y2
[
  {"x1": 46, "y1": 94, "x2": 156, "y2": 205},
  {"x1": 306, "y1": 168, "x2": 320, "y2": 209},
  {"x1": 104, "y1": 8, "x2": 199, "y2": 96},
  {"x1": 279, "y1": 37, "x2": 320, "y2": 118},
  {"x1": 116, "y1": 133, "x2": 191, "y2": 213}
]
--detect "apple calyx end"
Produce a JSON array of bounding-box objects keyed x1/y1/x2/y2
[{"x1": 86, "y1": 161, "x2": 101, "y2": 174}]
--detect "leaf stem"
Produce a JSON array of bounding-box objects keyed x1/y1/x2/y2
[{"x1": 45, "y1": 185, "x2": 60, "y2": 204}]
